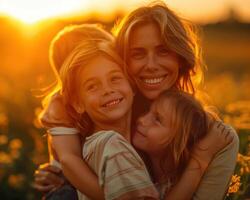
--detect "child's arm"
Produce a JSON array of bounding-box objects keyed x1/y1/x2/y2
[
  {"x1": 51, "y1": 133, "x2": 104, "y2": 200},
  {"x1": 164, "y1": 120, "x2": 235, "y2": 200},
  {"x1": 39, "y1": 93, "x2": 104, "y2": 199}
]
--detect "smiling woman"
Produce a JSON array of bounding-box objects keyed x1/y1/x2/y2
[{"x1": 0, "y1": 0, "x2": 89, "y2": 24}]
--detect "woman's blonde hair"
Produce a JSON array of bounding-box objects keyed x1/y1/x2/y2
[
  {"x1": 113, "y1": 1, "x2": 204, "y2": 94},
  {"x1": 50, "y1": 24, "x2": 114, "y2": 77},
  {"x1": 154, "y1": 90, "x2": 209, "y2": 183}
]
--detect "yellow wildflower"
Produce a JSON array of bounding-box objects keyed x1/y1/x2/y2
[
  {"x1": 0, "y1": 134, "x2": 8, "y2": 145},
  {"x1": 0, "y1": 113, "x2": 8, "y2": 127},
  {"x1": 0, "y1": 151, "x2": 12, "y2": 164},
  {"x1": 8, "y1": 174, "x2": 26, "y2": 189},
  {"x1": 9, "y1": 138, "x2": 23, "y2": 150},
  {"x1": 227, "y1": 174, "x2": 241, "y2": 195}
]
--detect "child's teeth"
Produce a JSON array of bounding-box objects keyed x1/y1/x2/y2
[{"x1": 105, "y1": 99, "x2": 120, "y2": 107}]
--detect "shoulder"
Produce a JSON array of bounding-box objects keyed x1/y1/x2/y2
[
  {"x1": 213, "y1": 121, "x2": 239, "y2": 149},
  {"x1": 88, "y1": 131, "x2": 143, "y2": 163},
  {"x1": 48, "y1": 127, "x2": 79, "y2": 136}
]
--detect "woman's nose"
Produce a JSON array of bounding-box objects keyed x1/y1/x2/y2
[{"x1": 145, "y1": 53, "x2": 158, "y2": 72}]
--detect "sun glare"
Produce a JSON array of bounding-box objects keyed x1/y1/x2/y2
[{"x1": 0, "y1": 0, "x2": 90, "y2": 24}]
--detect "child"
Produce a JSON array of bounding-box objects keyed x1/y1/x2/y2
[
  {"x1": 42, "y1": 25, "x2": 159, "y2": 200},
  {"x1": 132, "y1": 90, "x2": 232, "y2": 199}
]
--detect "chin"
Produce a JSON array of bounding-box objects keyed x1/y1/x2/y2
[{"x1": 142, "y1": 90, "x2": 161, "y2": 100}]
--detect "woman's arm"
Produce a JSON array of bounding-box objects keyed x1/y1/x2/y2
[
  {"x1": 164, "y1": 121, "x2": 236, "y2": 200},
  {"x1": 192, "y1": 122, "x2": 239, "y2": 200},
  {"x1": 33, "y1": 163, "x2": 64, "y2": 192}
]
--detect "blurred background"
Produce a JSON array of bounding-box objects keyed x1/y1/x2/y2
[{"x1": 0, "y1": 0, "x2": 249, "y2": 199}]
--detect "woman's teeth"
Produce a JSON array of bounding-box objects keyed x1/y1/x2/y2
[
  {"x1": 103, "y1": 98, "x2": 122, "y2": 107},
  {"x1": 142, "y1": 76, "x2": 165, "y2": 84}
]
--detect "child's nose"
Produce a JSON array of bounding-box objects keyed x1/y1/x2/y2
[{"x1": 102, "y1": 82, "x2": 114, "y2": 96}]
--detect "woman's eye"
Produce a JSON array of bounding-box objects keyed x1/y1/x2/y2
[{"x1": 157, "y1": 46, "x2": 169, "y2": 56}]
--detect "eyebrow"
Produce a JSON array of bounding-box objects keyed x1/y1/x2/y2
[{"x1": 82, "y1": 69, "x2": 123, "y2": 86}]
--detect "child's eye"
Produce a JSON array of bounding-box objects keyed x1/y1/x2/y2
[
  {"x1": 129, "y1": 50, "x2": 146, "y2": 60},
  {"x1": 154, "y1": 114, "x2": 162, "y2": 124},
  {"x1": 111, "y1": 75, "x2": 123, "y2": 82},
  {"x1": 86, "y1": 84, "x2": 98, "y2": 92}
]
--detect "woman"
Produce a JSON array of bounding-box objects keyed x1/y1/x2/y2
[{"x1": 34, "y1": 2, "x2": 239, "y2": 200}]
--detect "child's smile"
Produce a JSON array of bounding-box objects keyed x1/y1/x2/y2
[{"x1": 78, "y1": 54, "x2": 134, "y2": 125}]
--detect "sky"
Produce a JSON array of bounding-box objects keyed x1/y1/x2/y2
[{"x1": 0, "y1": 0, "x2": 250, "y2": 24}]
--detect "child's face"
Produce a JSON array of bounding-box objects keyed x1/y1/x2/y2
[
  {"x1": 132, "y1": 99, "x2": 173, "y2": 156},
  {"x1": 78, "y1": 54, "x2": 134, "y2": 125},
  {"x1": 128, "y1": 22, "x2": 180, "y2": 100}
]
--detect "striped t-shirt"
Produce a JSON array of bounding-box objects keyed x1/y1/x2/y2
[{"x1": 78, "y1": 130, "x2": 159, "y2": 200}]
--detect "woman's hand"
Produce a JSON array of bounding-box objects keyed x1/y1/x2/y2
[
  {"x1": 40, "y1": 92, "x2": 73, "y2": 128},
  {"x1": 33, "y1": 163, "x2": 64, "y2": 193},
  {"x1": 192, "y1": 121, "x2": 234, "y2": 170}
]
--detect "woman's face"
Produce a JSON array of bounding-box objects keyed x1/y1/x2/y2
[
  {"x1": 128, "y1": 22, "x2": 180, "y2": 100},
  {"x1": 78, "y1": 55, "x2": 134, "y2": 125}
]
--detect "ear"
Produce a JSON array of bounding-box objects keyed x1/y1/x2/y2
[{"x1": 73, "y1": 102, "x2": 85, "y2": 114}]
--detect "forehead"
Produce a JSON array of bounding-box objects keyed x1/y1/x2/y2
[
  {"x1": 151, "y1": 97, "x2": 173, "y2": 116},
  {"x1": 79, "y1": 55, "x2": 122, "y2": 80},
  {"x1": 129, "y1": 22, "x2": 163, "y2": 48}
]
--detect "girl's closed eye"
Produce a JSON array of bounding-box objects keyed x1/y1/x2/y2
[{"x1": 154, "y1": 113, "x2": 163, "y2": 125}]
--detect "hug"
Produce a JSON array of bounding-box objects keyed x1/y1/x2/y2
[{"x1": 34, "y1": 2, "x2": 239, "y2": 200}]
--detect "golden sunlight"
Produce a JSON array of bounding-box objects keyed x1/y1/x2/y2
[{"x1": 0, "y1": 0, "x2": 90, "y2": 24}]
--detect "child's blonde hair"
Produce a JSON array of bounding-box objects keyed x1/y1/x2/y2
[
  {"x1": 41, "y1": 24, "x2": 119, "y2": 133},
  {"x1": 113, "y1": 1, "x2": 204, "y2": 94},
  {"x1": 59, "y1": 39, "x2": 133, "y2": 135},
  {"x1": 153, "y1": 90, "x2": 209, "y2": 183}
]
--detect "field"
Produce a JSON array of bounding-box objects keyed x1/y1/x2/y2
[{"x1": 0, "y1": 15, "x2": 249, "y2": 199}]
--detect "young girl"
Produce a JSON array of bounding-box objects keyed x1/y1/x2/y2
[
  {"x1": 35, "y1": 2, "x2": 239, "y2": 199},
  {"x1": 132, "y1": 90, "x2": 229, "y2": 199},
  {"x1": 43, "y1": 25, "x2": 159, "y2": 200}
]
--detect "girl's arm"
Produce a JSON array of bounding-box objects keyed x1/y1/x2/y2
[
  {"x1": 51, "y1": 133, "x2": 104, "y2": 200},
  {"x1": 164, "y1": 121, "x2": 235, "y2": 200},
  {"x1": 38, "y1": 94, "x2": 104, "y2": 199}
]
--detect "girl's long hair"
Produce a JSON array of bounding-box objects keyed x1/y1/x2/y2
[{"x1": 153, "y1": 90, "x2": 216, "y2": 184}]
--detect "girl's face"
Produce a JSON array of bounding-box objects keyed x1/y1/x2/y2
[
  {"x1": 128, "y1": 22, "x2": 180, "y2": 100},
  {"x1": 132, "y1": 99, "x2": 173, "y2": 156},
  {"x1": 78, "y1": 55, "x2": 134, "y2": 125}
]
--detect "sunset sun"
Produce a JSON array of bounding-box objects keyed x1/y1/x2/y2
[{"x1": 0, "y1": 0, "x2": 90, "y2": 24}]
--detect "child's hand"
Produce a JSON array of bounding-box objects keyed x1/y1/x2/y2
[
  {"x1": 40, "y1": 93, "x2": 73, "y2": 128},
  {"x1": 192, "y1": 121, "x2": 234, "y2": 169}
]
